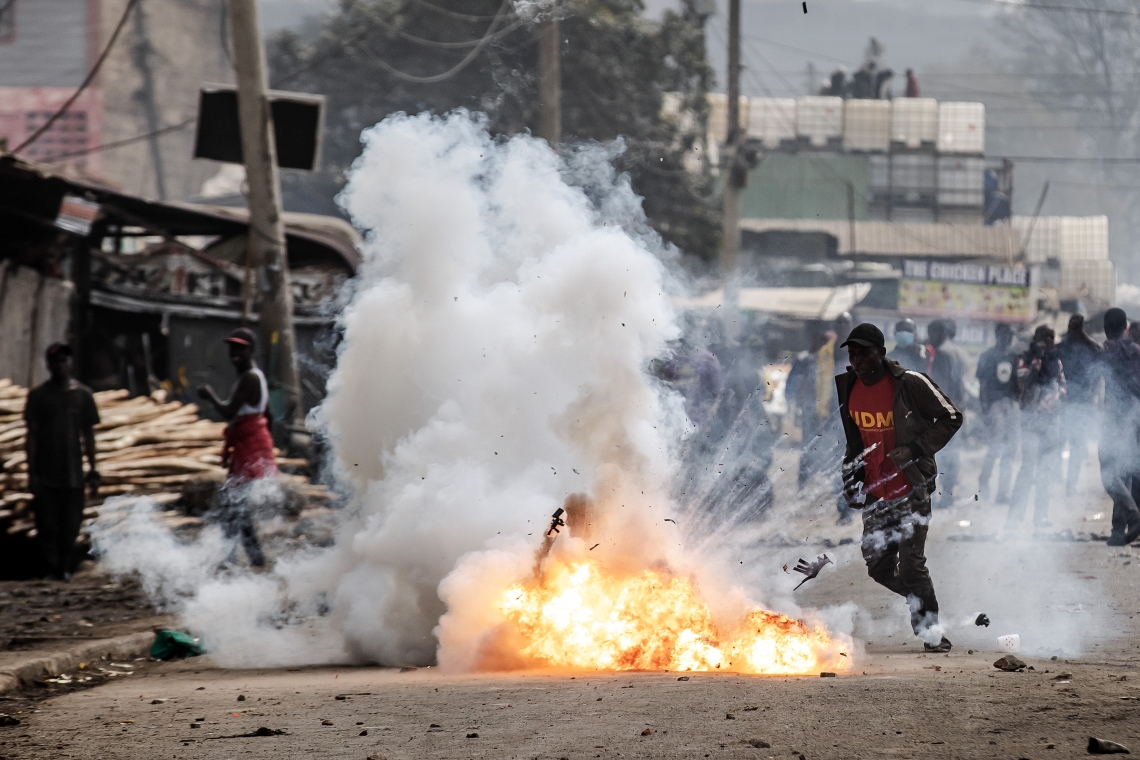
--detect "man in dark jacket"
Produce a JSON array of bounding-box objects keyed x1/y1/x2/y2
[
  {"x1": 1097, "y1": 308, "x2": 1140, "y2": 546},
  {"x1": 1006, "y1": 325, "x2": 1065, "y2": 530},
  {"x1": 975, "y1": 323, "x2": 1020, "y2": 502},
  {"x1": 1055, "y1": 314, "x2": 1100, "y2": 495},
  {"x1": 887, "y1": 318, "x2": 928, "y2": 372},
  {"x1": 927, "y1": 320, "x2": 966, "y2": 508},
  {"x1": 24, "y1": 343, "x2": 101, "y2": 580},
  {"x1": 836, "y1": 323, "x2": 963, "y2": 652}
]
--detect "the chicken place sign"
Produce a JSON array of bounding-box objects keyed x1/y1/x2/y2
[{"x1": 898, "y1": 258, "x2": 1031, "y2": 322}]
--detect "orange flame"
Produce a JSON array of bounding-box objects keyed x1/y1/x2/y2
[{"x1": 498, "y1": 559, "x2": 846, "y2": 675}]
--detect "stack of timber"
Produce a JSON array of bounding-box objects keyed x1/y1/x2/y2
[{"x1": 0, "y1": 378, "x2": 331, "y2": 541}]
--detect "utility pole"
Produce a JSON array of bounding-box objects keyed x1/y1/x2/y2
[
  {"x1": 721, "y1": 0, "x2": 742, "y2": 335},
  {"x1": 227, "y1": 0, "x2": 303, "y2": 439},
  {"x1": 537, "y1": 13, "x2": 561, "y2": 145}
]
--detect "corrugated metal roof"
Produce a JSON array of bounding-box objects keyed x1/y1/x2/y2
[{"x1": 740, "y1": 218, "x2": 1021, "y2": 261}]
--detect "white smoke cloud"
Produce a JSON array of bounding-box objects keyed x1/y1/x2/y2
[{"x1": 91, "y1": 112, "x2": 866, "y2": 670}]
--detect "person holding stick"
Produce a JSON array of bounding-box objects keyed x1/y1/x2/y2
[{"x1": 835, "y1": 324, "x2": 962, "y2": 651}]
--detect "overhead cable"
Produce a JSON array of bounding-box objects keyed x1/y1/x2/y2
[
  {"x1": 372, "y1": 0, "x2": 514, "y2": 84},
  {"x1": 40, "y1": 119, "x2": 195, "y2": 163},
  {"x1": 951, "y1": 0, "x2": 1140, "y2": 18}
]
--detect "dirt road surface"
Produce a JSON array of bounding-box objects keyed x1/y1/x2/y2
[{"x1": 3, "y1": 445, "x2": 1138, "y2": 758}]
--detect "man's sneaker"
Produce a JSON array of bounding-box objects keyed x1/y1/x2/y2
[
  {"x1": 924, "y1": 636, "x2": 952, "y2": 653},
  {"x1": 1124, "y1": 524, "x2": 1140, "y2": 546},
  {"x1": 1107, "y1": 533, "x2": 1129, "y2": 547}
]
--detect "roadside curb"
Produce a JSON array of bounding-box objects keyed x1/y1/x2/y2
[{"x1": 0, "y1": 631, "x2": 155, "y2": 695}]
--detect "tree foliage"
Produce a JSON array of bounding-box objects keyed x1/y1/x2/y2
[{"x1": 268, "y1": 0, "x2": 719, "y2": 259}]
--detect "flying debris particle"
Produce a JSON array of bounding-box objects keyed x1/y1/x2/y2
[
  {"x1": 782, "y1": 564, "x2": 788, "y2": 573},
  {"x1": 975, "y1": 613, "x2": 991, "y2": 627},
  {"x1": 803, "y1": 1, "x2": 807, "y2": 12},
  {"x1": 664, "y1": 518, "x2": 677, "y2": 524},
  {"x1": 589, "y1": 543, "x2": 600, "y2": 551},
  {"x1": 792, "y1": 555, "x2": 833, "y2": 590},
  {"x1": 573, "y1": 469, "x2": 579, "y2": 474}
]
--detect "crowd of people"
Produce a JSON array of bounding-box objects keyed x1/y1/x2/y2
[
  {"x1": 662, "y1": 310, "x2": 1140, "y2": 650},
  {"x1": 663, "y1": 308, "x2": 1140, "y2": 549}
]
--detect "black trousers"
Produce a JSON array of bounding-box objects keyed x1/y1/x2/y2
[
  {"x1": 860, "y1": 492, "x2": 940, "y2": 636},
  {"x1": 214, "y1": 493, "x2": 265, "y2": 568},
  {"x1": 33, "y1": 487, "x2": 85, "y2": 577}
]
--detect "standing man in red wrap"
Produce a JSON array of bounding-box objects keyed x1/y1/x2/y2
[
  {"x1": 197, "y1": 327, "x2": 273, "y2": 567},
  {"x1": 835, "y1": 323, "x2": 962, "y2": 652}
]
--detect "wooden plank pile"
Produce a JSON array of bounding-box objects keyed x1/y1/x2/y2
[{"x1": 0, "y1": 378, "x2": 331, "y2": 541}]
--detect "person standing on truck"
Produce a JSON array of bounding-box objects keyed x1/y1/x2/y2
[
  {"x1": 197, "y1": 327, "x2": 275, "y2": 567},
  {"x1": 836, "y1": 324, "x2": 962, "y2": 652}
]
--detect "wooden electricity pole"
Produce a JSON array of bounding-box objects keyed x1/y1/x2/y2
[
  {"x1": 721, "y1": 0, "x2": 742, "y2": 338},
  {"x1": 228, "y1": 0, "x2": 303, "y2": 436},
  {"x1": 538, "y1": 14, "x2": 562, "y2": 145}
]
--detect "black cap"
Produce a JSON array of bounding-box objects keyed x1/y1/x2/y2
[
  {"x1": 224, "y1": 327, "x2": 257, "y2": 348},
  {"x1": 45, "y1": 342, "x2": 72, "y2": 360},
  {"x1": 840, "y1": 323, "x2": 885, "y2": 350}
]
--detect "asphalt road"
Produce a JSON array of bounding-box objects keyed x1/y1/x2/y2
[{"x1": 3, "y1": 443, "x2": 1139, "y2": 759}]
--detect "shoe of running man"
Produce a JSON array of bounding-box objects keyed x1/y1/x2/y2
[{"x1": 924, "y1": 636, "x2": 952, "y2": 653}]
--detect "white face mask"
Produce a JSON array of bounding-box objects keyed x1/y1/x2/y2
[{"x1": 895, "y1": 331, "x2": 915, "y2": 347}]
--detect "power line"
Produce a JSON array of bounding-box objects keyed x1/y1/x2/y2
[
  {"x1": 411, "y1": 0, "x2": 501, "y2": 21},
  {"x1": 14, "y1": 0, "x2": 140, "y2": 154},
  {"x1": 373, "y1": 10, "x2": 525, "y2": 50},
  {"x1": 951, "y1": 0, "x2": 1140, "y2": 17},
  {"x1": 372, "y1": 0, "x2": 514, "y2": 84},
  {"x1": 39, "y1": 119, "x2": 195, "y2": 163}
]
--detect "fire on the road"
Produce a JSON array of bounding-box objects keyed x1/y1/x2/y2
[{"x1": 498, "y1": 558, "x2": 847, "y2": 675}]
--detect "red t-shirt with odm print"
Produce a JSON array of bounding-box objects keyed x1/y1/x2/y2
[{"x1": 848, "y1": 374, "x2": 912, "y2": 501}]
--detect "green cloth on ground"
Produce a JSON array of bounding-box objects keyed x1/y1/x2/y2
[{"x1": 150, "y1": 629, "x2": 205, "y2": 660}]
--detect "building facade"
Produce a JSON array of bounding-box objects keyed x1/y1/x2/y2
[{"x1": 0, "y1": 0, "x2": 232, "y2": 200}]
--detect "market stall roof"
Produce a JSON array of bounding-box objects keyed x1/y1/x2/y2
[
  {"x1": 741, "y1": 219, "x2": 1022, "y2": 262},
  {"x1": 673, "y1": 283, "x2": 872, "y2": 320},
  {"x1": 0, "y1": 153, "x2": 361, "y2": 272}
]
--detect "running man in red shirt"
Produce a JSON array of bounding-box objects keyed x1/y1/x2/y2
[{"x1": 835, "y1": 323, "x2": 962, "y2": 652}]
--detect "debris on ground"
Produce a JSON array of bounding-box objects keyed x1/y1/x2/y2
[
  {"x1": 0, "y1": 714, "x2": 20, "y2": 726},
  {"x1": 975, "y1": 613, "x2": 990, "y2": 627},
  {"x1": 202, "y1": 727, "x2": 288, "y2": 740},
  {"x1": 321, "y1": 719, "x2": 334, "y2": 726},
  {"x1": 1088, "y1": 737, "x2": 1131, "y2": 754},
  {"x1": 641, "y1": 728, "x2": 652, "y2": 736},
  {"x1": 820, "y1": 672, "x2": 837, "y2": 677},
  {"x1": 997, "y1": 633, "x2": 1020, "y2": 652},
  {"x1": 150, "y1": 629, "x2": 205, "y2": 660},
  {"x1": 993, "y1": 655, "x2": 1027, "y2": 672},
  {"x1": 749, "y1": 739, "x2": 771, "y2": 748},
  {"x1": 792, "y1": 555, "x2": 832, "y2": 590}
]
